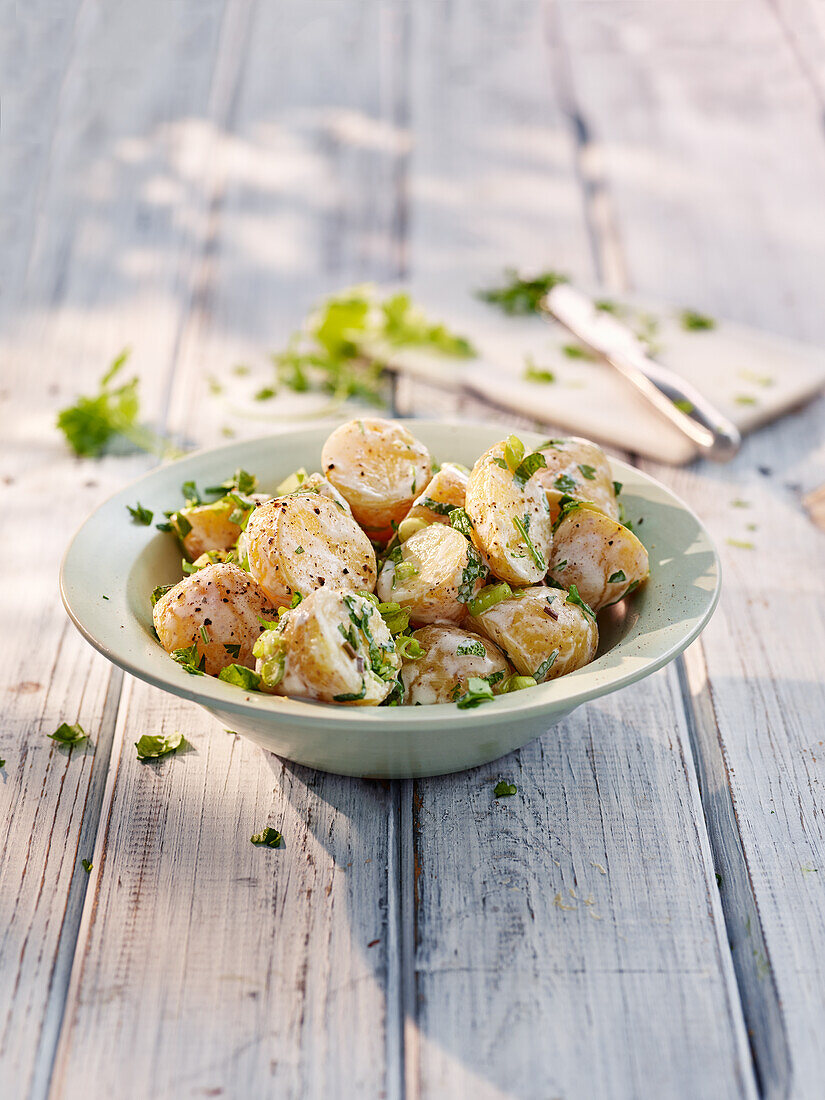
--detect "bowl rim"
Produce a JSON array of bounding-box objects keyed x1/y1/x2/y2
[{"x1": 59, "y1": 421, "x2": 721, "y2": 729}]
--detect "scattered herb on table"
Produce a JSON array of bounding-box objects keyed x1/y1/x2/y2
[
  {"x1": 251, "y1": 827, "x2": 285, "y2": 849},
  {"x1": 478, "y1": 269, "x2": 568, "y2": 314},
  {"x1": 562, "y1": 343, "x2": 596, "y2": 361},
  {"x1": 494, "y1": 780, "x2": 518, "y2": 797},
  {"x1": 672, "y1": 399, "x2": 695, "y2": 415},
  {"x1": 680, "y1": 308, "x2": 716, "y2": 331},
  {"x1": 735, "y1": 394, "x2": 758, "y2": 406},
  {"x1": 135, "y1": 731, "x2": 184, "y2": 760},
  {"x1": 81, "y1": 859, "x2": 93, "y2": 873},
  {"x1": 49, "y1": 722, "x2": 87, "y2": 745},
  {"x1": 726, "y1": 538, "x2": 755, "y2": 550},
  {"x1": 0, "y1": 759, "x2": 5, "y2": 768},
  {"x1": 127, "y1": 502, "x2": 153, "y2": 526},
  {"x1": 523, "y1": 357, "x2": 555, "y2": 384}
]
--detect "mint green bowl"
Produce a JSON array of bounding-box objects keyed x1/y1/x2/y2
[{"x1": 60, "y1": 422, "x2": 720, "y2": 778}]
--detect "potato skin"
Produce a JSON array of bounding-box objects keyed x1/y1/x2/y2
[
  {"x1": 400, "y1": 625, "x2": 511, "y2": 705},
  {"x1": 179, "y1": 500, "x2": 242, "y2": 561},
  {"x1": 257, "y1": 589, "x2": 400, "y2": 706},
  {"x1": 245, "y1": 493, "x2": 376, "y2": 606},
  {"x1": 464, "y1": 441, "x2": 553, "y2": 587},
  {"x1": 472, "y1": 585, "x2": 598, "y2": 681},
  {"x1": 549, "y1": 506, "x2": 649, "y2": 610},
  {"x1": 321, "y1": 418, "x2": 433, "y2": 541},
  {"x1": 153, "y1": 563, "x2": 276, "y2": 676},
  {"x1": 376, "y1": 523, "x2": 485, "y2": 626},
  {"x1": 533, "y1": 437, "x2": 619, "y2": 523},
  {"x1": 403, "y1": 463, "x2": 469, "y2": 527}
]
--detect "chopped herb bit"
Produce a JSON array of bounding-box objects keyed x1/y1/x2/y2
[
  {"x1": 672, "y1": 399, "x2": 695, "y2": 414},
  {"x1": 207, "y1": 375, "x2": 223, "y2": 395},
  {"x1": 458, "y1": 542, "x2": 487, "y2": 603},
  {"x1": 250, "y1": 827, "x2": 284, "y2": 849},
  {"x1": 181, "y1": 480, "x2": 202, "y2": 506},
  {"x1": 512, "y1": 514, "x2": 546, "y2": 572},
  {"x1": 171, "y1": 644, "x2": 206, "y2": 675},
  {"x1": 295, "y1": 546, "x2": 304, "y2": 555},
  {"x1": 56, "y1": 348, "x2": 177, "y2": 459},
  {"x1": 523, "y1": 356, "x2": 555, "y2": 384},
  {"x1": 730, "y1": 499, "x2": 751, "y2": 508},
  {"x1": 127, "y1": 502, "x2": 153, "y2": 525},
  {"x1": 150, "y1": 584, "x2": 174, "y2": 607},
  {"x1": 456, "y1": 640, "x2": 486, "y2": 657},
  {"x1": 0, "y1": 759, "x2": 5, "y2": 768},
  {"x1": 537, "y1": 438, "x2": 566, "y2": 451},
  {"x1": 485, "y1": 669, "x2": 506, "y2": 687},
  {"x1": 735, "y1": 394, "x2": 758, "y2": 406},
  {"x1": 81, "y1": 858, "x2": 93, "y2": 873},
  {"x1": 377, "y1": 601, "x2": 410, "y2": 636},
  {"x1": 612, "y1": 480, "x2": 622, "y2": 497},
  {"x1": 726, "y1": 538, "x2": 755, "y2": 549},
  {"x1": 223, "y1": 643, "x2": 241, "y2": 657},
  {"x1": 594, "y1": 298, "x2": 623, "y2": 315},
  {"x1": 449, "y1": 507, "x2": 474, "y2": 538},
  {"x1": 218, "y1": 664, "x2": 262, "y2": 690},
  {"x1": 205, "y1": 468, "x2": 258, "y2": 496},
  {"x1": 738, "y1": 369, "x2": 774, "y2": 387},
  {"x1": 254, "y1": 386, "x2": 276, "y2": 401},
  {"x1": 493, "y1": 780, "x2": 517, "y2": 797},
  {"x1": 553, "y1": 559, "x2": 568, "y2": 571},
  {"x1": 478, "y1": 268, "x2": 568, "y2": 315},
  {"x1": 578, "y1": 464, "x2": 596, "y2": 481},
  {"x1": 49, "y1": 722, "x2": 87, "y2": 745},
  {"x1": 680, "y1": 308, "x2": 716, "y2": 331},
  {"x1": 232, "y1": 364, "x2": 251, "y2": 376},
  {"x1": 561, "y1": 343, "x2": 596, "y2": 361},
  {"x1": 455, "y1": 676, "x2": 496, "y2": 709},
  {"x1": 420, "y1": 497, "x2": 455, "y2": 516},
  {"x1": 102, "y1": 594, "x2": 110, "y2": 600},
  {"x1": 554, "y1": 473, "x2": 577, "y2": 493},
  {"x1": 468, "y1": 582, "x2": 514, "y2": 617},
  {"x1": 135, "y1": 731, "x2": 184, "y2": 760},
  {"x1": 534, "y1": 650, "x2": 559, "y2": 680},
  {"x1": 334, "y1": 679, "x2": 367, "y2": 702},
  {"x1": 566, "y1": 584, "x2": 596, "y2": 619},
  {"x1": 608, "y1": 569, "x2": 627, "y2": 584},
  {"x1": 513, "y1": 451, "x2": 547, "y2": 489},
  {"x1": 199, "y1": 625, "x2": 211, "y2": 645}
]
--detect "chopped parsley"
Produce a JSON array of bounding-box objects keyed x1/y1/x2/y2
[
  {"x1": 680, "y1": 308, "x2": 716, "y2": 331},
  {"x1": 553, "y1": 473, "x2": 577, "y2": 494},
  {"x1": 735, "y1": 394, "x2": 758, "y2": 406},
  {"x1": 523, "y1": 356, "x2": 555, "y2": 384},
  {"x1": 513, "y1": 451, "x2": 547, "y2": 489},
  {"x1": 608, "y1": 569, "x2": 627, "y2": 584},
  {"x1": 512, "y1": 514, "x2": 546, "y2": 571},
  {"x1": 49, "y1": 722, "x2": 87, "y2": 745},
  {"x1": 672, "y1": 399, "x2": 694, "y2": 414},
  {"x1": 199, "y1": 624, "x2": 211, "y2": 645},
  {"x1": 135, "y1": 731, "x2": 184, "y2": 760},
  {"x1": 457, "y1": 542, "x2": 486, "y2": 603},
  {"x1": 455, "y1": 676, "x2": 496, "y2": 709},
  {"x1": 223, "y1": 643, "x2": 241, "y2": 657},
  {"x1": 420, "y1": 497, "x2": 455, "y2": 516},
  {"x1": 493, "y1": 780, "x2": 517, "y2": 797},
  {"x1": 613, "y1": 481, "x2": 622, "y2": 497},
  {"x1": 205, "y1": 468, "x2": 258, "y2": 496},
  {"x1": 295, "y1": 546, "x2": 304, "y2": 554},
  {"x1": 81, "y1": 859, "x2": 93, "y2": 873},
  {"x1": 456, "y1": 639, "x2": 486, "y2": 658},
  {"x1": 449, "y1": 507, "x2": 474, "y2": 538},
  {"x1": 561, "y1": 343, "x2": 596, "y2": 361},
  {"x1": 726, "y1": 538, "x2": 755, "y2": 549},
  {"x1": 150, "y1": 584, "x2": 174, "y2": 607},
  {"x1": 181, "y1": 480, "x2": 202, "y2": 506},
  {"x1": 218, "y1": 664, "x2": 261, "y2": 690},
  {"x1": 334, "y1": 679, "x2": 367, "y2": 702},
  {"x1": 478, "y1": 268, "x2": 568, "y2": 315},
  {"x1": 566, "y1": 584, "x2": 596, "y2": 619},
  {"x1": 171, "y1": 644, "x2": 206, "y2": 675},
  {"x1": 250, "y1": 827, "x2": 285, "y2": 848},
  {"x1": 578, "y1": 464, "x2": 596, "y2": 481},
  {"x1": 254, "y1": 386, "x2": 276, "y2": 401},
  {"x1": 127, "y1": 502, "x2": 153, "y2": 525}
]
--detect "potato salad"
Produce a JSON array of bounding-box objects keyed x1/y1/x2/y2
[{"x1": 150, "y1": 421, "x2": 649, "y2": 708}]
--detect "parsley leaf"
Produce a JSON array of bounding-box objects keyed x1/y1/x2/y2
[
  {"x1": 127, "y1": 502, "x2": 153, "y2": 525},
  {"x1": 456, "y1": 639, "x2": 486, "y2": 657},
  {"x1": 334, "y1": 679, "x2": 367, "y2": 702},
  {"x1": 566, "y1": 584, "x2": 596, "y2": 620},
  {"x1": 218, "y1": 664, "x2": 262, "y2": 690},
  {"x1": 608, "y1": 569, "x2": 627, "y2": 584},
  {"x1": 578, "y1": 464, "x2": 596, "y2": 481},
  {"x1": 457, "y1": 542, "x2": 486, "y2": 603},
  {"x1": 523, "y1": 356, "x2": 555, "y2": 384},
  {"x1": 420, "y1": 497, "x2": 456, "y2": 516},
  {"x1": 513, "y1": 451, "x2": 547, "y2": 489},
  {"x1": 49, "y1": 722, "x2": 87, "y2": 745},
  {"x1": 554, "y1": 473, "x2": 577, "y2": 493},
  {"x1": 250, "y1": 827, "x2": 285, "y2": 849},
  {"x1": 561, "y1": 343, "x2": 596, "y2": 361},
  {"x1": 534, "y1": 650, "x2": 559, "y2": 680},
  {"x1": 449, "y1": 506, "x2": 474, "y2": 538},
  {"x1": 493, "y1": 780, "x2": 517, "y2": 797},
  {"x1": 135, "y1": 731, "x2": 184, "y2": 760},
  {"x1": 478, "y1": 269, "x2": 568, "y2": 315},
  {"x1": 612, "y1": 480, "x2": 623, "y2": 497},
  {"x1": 680, "y1": 308, "x2": 716, "y2": 331},
  {"x1": 81, "y1": 859, "x2": 93, "y2": 873},
  {"x1": 512, "y1": 514, "x2": 546, "y2": 571},
  {"x1": 171, "y1": 644, "x2": 206, "y2": 675},
  {"x1": 455, "y1": 676, "x2": 496, "y2": 709},
  {"x1": 150, "y1": 584, "x2": 174, "y2": 607}
]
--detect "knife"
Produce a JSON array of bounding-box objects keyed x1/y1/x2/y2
[{"x1": 541, "y1": 284, "x2": 741, "y2": 461}]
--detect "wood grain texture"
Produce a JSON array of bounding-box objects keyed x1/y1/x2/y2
[{"x1": 559, "y1": 2, "x2": 825, "y2": 1095}]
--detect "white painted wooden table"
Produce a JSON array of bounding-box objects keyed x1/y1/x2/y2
[{"x1": 3, "y1": 2, "x2": 825, "y2": 1097}]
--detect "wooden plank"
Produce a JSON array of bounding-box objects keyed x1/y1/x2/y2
[
  {"x1": 558, "y1": 2, "x2": 825, "y2": 1095},
  {"x1": 397, "y1": 2, "x2": 756, "y2": 1097},
  {"x1": 0, "y1": 3, "x2": 232, "y2": 1098},
  {"x1": 50, "y1": 2, "x2": 412, "y2": 1097}
]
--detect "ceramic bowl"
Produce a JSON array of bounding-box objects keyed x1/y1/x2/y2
[{"x1": 60, "y1": 421, "x2": 720, "y2": 778}]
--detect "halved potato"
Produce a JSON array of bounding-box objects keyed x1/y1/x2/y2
[
  {"x1": 549, "y1": 504, "x2": 649, "y2": 610},
  {"x1": 533, "y1": 437, "x2": 619, "y2": 522},
  {"x1": 471, "y1": 584, "x2": 598, "y2": 681},
  {"x1": 153, "y1": 563, "x2": 276, "y2": 676},
  {"x1": 321, "y1": 418, "x2": 433, "y2": 541},
  {"x1": 376, "y1": 523, "x2": 485, "y2": 626},
  {"x1": 176, "y1": 499, "x2": 242, "y2": 561},
  {"x1": 401, "y1": 462, "x2": 469, "y2": 533},
  {"x1": 245, "y1": 493, "x2": 376, "y2": 606},
  {"x1": 254, "y1": 589, "x2": 400, "y2": 706},
  {"x1": 400, "y1": 625, "x2": 511, "y2": 705},
  {"x1": 464, "y1": 440, "x2": 553, "y2": 586}
]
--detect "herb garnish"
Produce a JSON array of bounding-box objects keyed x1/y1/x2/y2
[
  {"x1": 478, "y1": 269, "x2": 568, "y2": 315},
  {"x1": 608, "y1": 569, "x2": 626, "y2": 584},
  {"x1": 456, "y1": 640, "x2": 486, "y2": 657},
  {"x1": 455, "y1": 676, "x2": 496, "y2": 709},
  {"x1": 613, "y1": 481, "x2": 622, "y2": 497},
  {"x1": 421, "y1": 497, "x2": 455, "y2": 516},
  {"x1": 562, "y1": 343, "x2": 597, "y2": 361},
  {"x1": 553, "y1": 474, "x2": 577, "y2": 494},
  {"x1": 578, "y1": 464, "x2": 596, "y2": 481},
  {"x1": 680, "y1": 309, "x2": 716, "y2": 331},
  {"x1": 457, "y1": 543, "x2": 486, "y2": 603},
  {"x1": 493, "y1": 780, "x2": 517, "y2": 797},
  {"x1": 449, "y1": 507, "x2": 474, "y2": 538},
  {"x1": 334, "y1": 679, "x2": 368, "y2": 702},
  {"x1": 135, "y1": 731, "x2": 184, "y2": 760},
  {"x1": 81, "y1": 859, "x2": 93, "y2": 873},
  {"x1": 468, "y1": 582, "x2": 513, "y2": 617},
  {"x1": 49, "y1": 722, "x2": 87, "y2": 745},
  {"x1": 534, "y1": 650, "x2": 559, "y2": 681},
  {"x1": 250, "y1": 827, "x2": 285, "y2": 848},
  {"x1": 150, "y1": 584, "x2": 174, "y2": 607},
  {"x1": 127, "y1": 502, "x2": 153, "y2": 525},
  {"x1": 523, "y1": 357, "x2": 555, "y2": 384},
  {"x1": 512, "y1": 514, "x2": 546, "y2": 571},
  {"x1": 513, "y1": 452, "x2": 547, "y2": 489},
  {"x1": 566, "y1": 585, "x2": 596, "y2": 619},
  {"x1": 171, "y1": 644, "x2": 206, "y2": 675},
  {"x1": 218, "y1": 664, "x2": 261, "y2": 690}
]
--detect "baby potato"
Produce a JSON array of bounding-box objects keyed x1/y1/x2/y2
[
  {"x1": 321, "y1": 418, "x2": 433, "y2": 541},
  {"x1": 533, "y1": 437, "x2": 619, "y2": 523},
  {"x1": 549, "y1": 504, "x2": 649, "y2": 610},
  {"x1": 176, "y1": 499, "x2": 242, "y2": 561},
  {"x1": 398, "y1": 462, "x2": 469, "y2": 540},
  {"x1": 464, "y1": 440, "x2": 553, "y2": 587},
  {"x1": 376, "y1": 523, "x2": 485, "y2": 626},
  {"x1": 153, "y1": 563, "x2": 276, "y2": 676},
  {"x1": 400, "y1": 625, "x2": 511, "y2": 706},
  {"x1": 254, "y1": 589, "x2": 400, "y2": 706},
  {"x1": 472, "y1": 585, "x2": 598, "y2": 681},
  {"x1": 245, "y1": 493, "x2": 377, "y2": 606}
]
